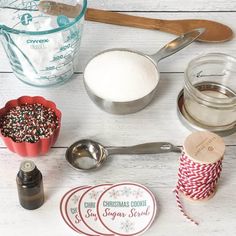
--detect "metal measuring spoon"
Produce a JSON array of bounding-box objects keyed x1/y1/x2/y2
[{"x1": 65, "y1": 139, "x2": 181, "y2": 171}]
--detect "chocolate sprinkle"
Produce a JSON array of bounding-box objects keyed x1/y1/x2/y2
[{"x1": 0, "y1": 103, "x2": 59, "y2": 143}]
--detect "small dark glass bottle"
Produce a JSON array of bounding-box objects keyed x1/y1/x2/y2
[{"x1": 16, "y1": 160, "x2": 44, "y2": 210}]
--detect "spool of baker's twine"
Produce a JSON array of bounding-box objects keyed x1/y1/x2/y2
[{"x1": 174, "y1": 131, "x2": 225, "y2": 225}]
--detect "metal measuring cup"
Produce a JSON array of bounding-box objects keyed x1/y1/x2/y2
[{"x1": 83, "y1": 28, "x2": 204, "y2": 114}]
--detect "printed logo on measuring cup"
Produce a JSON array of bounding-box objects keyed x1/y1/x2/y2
[
  {"x1": 20, "y1": 13, "x2": 33, "y2": 25},
  {"x1": 26, "y1": 38, "x2": 50, "y2": 49}
]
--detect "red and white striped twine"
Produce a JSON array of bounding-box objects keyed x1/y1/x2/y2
[{"x1": 174, "y1": 151, "x2": 223, "y2": 225}]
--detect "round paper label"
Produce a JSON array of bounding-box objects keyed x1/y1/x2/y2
[
  {"x1": 97, "y1": 183, "x2": 157, "y2": 236},
  {"x1": 60, "y1": 187, "x2": 81, "y2": 232},
  {"x1": 79, "y1": 184, "x2": 113, "y2": 235},
  {"x1": 64, "y1": 187, "x2": 98, "y2": 236}
]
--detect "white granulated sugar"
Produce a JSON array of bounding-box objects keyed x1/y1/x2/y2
[{"x1": 84, "y1": 51, "x2": 159, "y2": 102}]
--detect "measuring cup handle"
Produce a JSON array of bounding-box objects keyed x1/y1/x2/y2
[
  {"x1": 151, "y1": 28, "x2": 205, "y2": 63},
  {"x1": 0, "y1": 29, "x2": 38, "y2": 74},
  {"x1": 106, "y1": 142, "x2": 181, "y2": 155}
]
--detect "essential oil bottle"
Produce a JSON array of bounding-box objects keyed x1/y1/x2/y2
[{"x1": 16, "y1": 160, "x2": 44, "y2": 210}]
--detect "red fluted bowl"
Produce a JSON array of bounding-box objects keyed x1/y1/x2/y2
[{"x1": 0, "y1": 96, "x2": 62, "y2": 157}]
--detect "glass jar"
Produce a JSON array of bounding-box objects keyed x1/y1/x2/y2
[{"x1": 184, "y1": 53, "x2": 236, "y2": 130}]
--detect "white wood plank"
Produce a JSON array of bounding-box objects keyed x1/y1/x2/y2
[
  {"x1": 0, "y1": 2, "x2": 235, "y2": 236},
  {"x1": 88, "y1": 0, "x2": 236, "y2": 11},
  {"x1": 0, "y1": 73, "x2": 235, "y2": 148},
  {"x1": 0, "y1": 146, "x2": 235, "y2": 236},
  {"x1": 0, "y1": 12, "x2": 235, "y2": 73}
]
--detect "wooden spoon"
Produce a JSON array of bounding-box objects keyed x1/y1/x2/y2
[
  {"x1": 86, "y1": 8, "x2": 233, "y2": 43},
  {"x1": 38, "y1": 1, "x2": 233, "y2": 43}
]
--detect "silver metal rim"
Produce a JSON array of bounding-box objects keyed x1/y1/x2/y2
[
  {"x1": 177, "y1": 89, "x2": 236, "y2": 136},
  {"x1": 83, "y1": 48, "x2": 160, "y2": 115}
]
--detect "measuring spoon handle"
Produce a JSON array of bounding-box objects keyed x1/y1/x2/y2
[
  {"x1": 151, "y1": 28, "x2": 205, "y2": 63},
  {"x1": 106, "y1": 142, "x2": 181, "y2": 155}
]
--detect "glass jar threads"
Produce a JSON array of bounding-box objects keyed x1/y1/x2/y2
[{"x1": 183, "y1": 53, "x2": 236, "y2": 131}]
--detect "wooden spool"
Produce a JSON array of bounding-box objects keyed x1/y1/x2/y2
[
  {"x1": 181, "y1": 131, "x2": 225, "y2": 201},
  {"x1": 183, "y1": 131, "x2": 225, "y2": 165}
]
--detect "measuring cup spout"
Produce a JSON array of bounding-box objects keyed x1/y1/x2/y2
[{"x1": 150, "y1": 28, "x2": 205, "y2": 63}]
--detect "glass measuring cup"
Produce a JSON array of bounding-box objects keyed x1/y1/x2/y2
[{"x1": 0, "y1": 0, "x2": 87, "y2": 87}]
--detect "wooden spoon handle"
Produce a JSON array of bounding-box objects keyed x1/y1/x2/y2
[
  {"x1": 85, "y1": 8, "x2": 196, "y2": 37},
  {"x1": 85, "y1": 8, "x2": 164, "y2": 30},
  {"x1": 85, "y1": 8, "x2": 233, "y2": 43}
]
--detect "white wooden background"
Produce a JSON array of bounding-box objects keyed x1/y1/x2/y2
[{"x1": 0, "y1": 1, "x2": 236, "y2": 235}]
